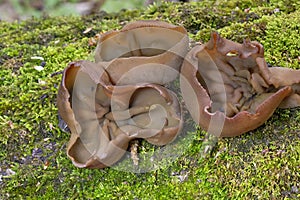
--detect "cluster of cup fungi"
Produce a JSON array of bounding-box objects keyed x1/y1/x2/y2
[{"x1": 57, "y1": 20, "x2": 300, "y2": 168}]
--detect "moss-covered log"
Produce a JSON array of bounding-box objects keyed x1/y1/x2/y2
[{"x1": 0, "y1": 0, "x2": 299, "y2": 199}]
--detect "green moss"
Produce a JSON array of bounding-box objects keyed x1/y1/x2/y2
[
  {"x1": 261, "y1": 11, "x2": 300, "y2": 68},
  {"x1": 1, "y1": 1, "x2": 300, "y2": 199}
]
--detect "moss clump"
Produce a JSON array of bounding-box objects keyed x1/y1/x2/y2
[
  {"x1": 0, "y1": 1, "x2": 299, "y2": 199},
  {"x1": 261, "y1": 11, "x2": 300, "y2": 68}
]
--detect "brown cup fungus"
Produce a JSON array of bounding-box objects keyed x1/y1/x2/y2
[
  {"x1": 180, "y1": 32, "x2": 300, "y2": 137},
  {"x1": 57, "y1": 61, "x2": 182, "y2": 168},
  {"x1": 57, "y1": 20, "x2": 187, "y2": 169}
]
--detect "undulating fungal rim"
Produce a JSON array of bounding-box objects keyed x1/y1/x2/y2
[{"x1": 180, "y1": 32, "x2": 300, "y2": 137}]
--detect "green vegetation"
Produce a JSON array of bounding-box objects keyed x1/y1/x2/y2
[
  {"x1": 0, "y1": 0, "x2": 299, "y2": 199},
  {"x1": 6, "y1": 0, "x2": 144, "y2": 19}
]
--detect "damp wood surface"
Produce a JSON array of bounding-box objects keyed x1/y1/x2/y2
[{"x1": 0, "y1": 0, "x2": 299, "y2": 199}]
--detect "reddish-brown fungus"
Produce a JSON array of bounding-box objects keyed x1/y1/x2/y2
[{"x1": 180, "y1": 32, "x2": 299, "y2": 137}]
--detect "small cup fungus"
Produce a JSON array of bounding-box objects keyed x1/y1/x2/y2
[{"x1": 180, "y1": 32, "x2": 300, "y2": 137}]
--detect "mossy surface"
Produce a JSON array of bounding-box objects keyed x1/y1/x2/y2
[{"x1": 0, "y1": 0, "x2": 299, "y2": 199}]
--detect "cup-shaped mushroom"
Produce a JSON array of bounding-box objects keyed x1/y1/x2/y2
[
  {"x1": 94, "y1": 20, "x2": 189, "y2": 85},
  {"x1": 104, "y1": 83, "x2": 183, "y2": 146},
  {"x1": 180, "y1": 32, "x2": 294, "y2": 137},
  {"x1": 57, "y1": 61, "x2": 183, "y2": 168}
]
